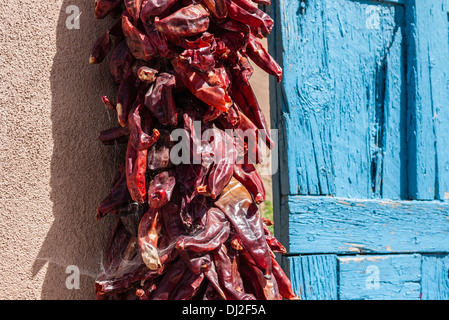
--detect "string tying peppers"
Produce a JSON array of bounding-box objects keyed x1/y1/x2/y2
[{"x1": 91, "y1": 0, "x2": 298, "y2": 300}]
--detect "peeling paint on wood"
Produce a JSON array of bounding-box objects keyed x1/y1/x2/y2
[
  {"x1": 339, "y1": 254, "x2": 421, "y2": 300},
  {"x1": 286, "y1": 196, "x2": 449, "y2": 254},
  {"x1": 421, "y1": 254, "x2": 449, "y2": 299},
  {"x1": 289, "y1": 255, "x2": 338, "y2": 300},
  {"x1": 269, "y1": 0, "x2": 449, "y2": 300}
]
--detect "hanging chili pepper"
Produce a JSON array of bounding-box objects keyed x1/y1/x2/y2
[
  {"x1": 233, "y1": 163, "x2": 266, "y2": 204},
  {"x1": 202, "y1": 0, "x2": 228, "y2": 19},
  {"x1": 172, "y1": 55, "x2": 232, "y2": 112},
  {"x1": 95, "y1": 0, "x2": 122, "y2": 19},
  {"x1": 137, "y1": 66, "x2": 158, "y2": 83},
  {"x1": 116, "y1": 66, "x2": 140, "y2": 127},
  {"x1": 213, "y1": 244, "x2": 256, "y2": 300},
  {"x1": 138, "y1": 208, "x2": 163, "y2": 270},
  {"x1": 125, "y1": 140, "x2": 148, "y2": 203},
  {"x1": 176, "y1": 207, "x2": 230, "y2": 252},
  {"x1": 90, "y1": 29, "x2": 111, "y2": 64},
  {"x1": 124, "y1": 0, "x2": 144, "y2": 21},
  {"x1": 270, "y1": 251, "x2": 300, "y2": 300},
  {"x1": 155, "y1": 4, "x2": 210, "y2": 38},
  {"x1": 122, "y1": 14, "x2": 158, "y2": 61},
  {"x1": 214, "y1": 178, "x2": 272, "y2": 277},
  {"x1": 226, "y1": 0, "x2": 273, "y2": 36},
  {"x1": 92, "y1": 0, "x2": 295, "y2": 301},
  {"x1": 128, "y1": 96, "x2": 161, "y2": 150},
  {"x1": 246, "y1": 33, "x2": 282, "y2": 82},
  {"x1": 147, "y1": 170, "x2": 177, "y2": 208},
  {"x1": 141, "y1": 0, "x2": 180, "y2": 22},
  {"x1": 144, "y1": 72, "x2": 178, "y2": 126},
  {"x1": 110, "y1": 40, "x2": 135, "y2": 85},
  {"x1": 99, "y1": 126, "x2": 129, "y2": 145}
]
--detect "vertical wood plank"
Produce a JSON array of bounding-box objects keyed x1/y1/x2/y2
[
  {"x1": 289, "y1": 255, "x2": 338, "y2": 300},
  {"x1": 421, "y1": 255, "x2": 449, "y2": 300},
  {"x1": 405, "y1": 0, "x2": 449, "y2": 200},
  {"x1": 338, "y1": 254, "x2": 421, "y2": 300},
  {"x1": 271, "y1": 0, "x2": 406, "y2": 199}
]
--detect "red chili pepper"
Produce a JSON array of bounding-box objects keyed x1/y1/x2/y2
[
  {"x1": 226, "y1": 0, "x2": 273, "y2": 36},
  {"x1": 138, "y1": 208, "x2": 163, "y2": 270},
  {"x1": 270, "y1": 251, "x2": 300, "y2": 300},
  {"x1": 137, "y1": 66, "x2": 158, "y2": 83},
  {"x1": 246, "y1": 33, "x2": 282, "y2": 82},
  {"x1": 150, "y1": 259, "x2": 187, "y2": 300},
  {"x1": 165, "y1": 32, "x2": 215, "y2": 50},
  {"x1": 214, "y1": 178, "x2": 272, "y2": 276},
  {"x1": 202, "y1": 0, "x2": 228, "y2": 19},
  {"x1": 179, "y1": 46, "x2": 215, "y2": 72},
  {"x1": 155, "y1": 4, "x2": 210, "y2": 37},
  {"x1": 125, "y1": 140, "x2": 148, "y2": 203},
  {"x1": 122, "y1": 14, "x2": 158, "y2": 61},
  {"x1": 262, "y1": 222, "x2": 286, "y2": 254},
  {"x1": 204, "y1": 128, "x2": 237, "y2": 199},
  {"x1": 94, "y1": 0, "x2": 122, "y2": 19},
  {"x1": 180, "y1": 250, "x2": 212, "y2": 274},
  {"x1": 101, "y1": 96, "x2": 117, "y2": 113},
  {"x1": 161, "y1": 187, "x2": 187, "y2": 239},
  {"x1": 147, "y1": 131, "x2": 175, "y2": 171},
  {"x1": 204, "y1": 262, "x2": 227, "y2": 299},
  {"x1": 176, "y1": 207, "x2": 230, "y2": 252},
  {"x1": 128, "y1": 96, "x2": 161, "y2": 150},
  {"x1": 144, "y1": 72, "x2": 178, "y2": 126},
  {"x1": 116, "y1": 66, "x2": 140, "y2": 127},
  {"x1": 169, "y1": 271, "x2": 205, "y2": 300},
  {"x1": 147, "y1": 170, "x2": 177, "y2": 208},
  {"x1": 141, "y1": 0, "x2": 179, "y2": 21},
  {"x1": 233, "y1": 163, "x2": 266, "y2": 204},
  {"x1": 124, "y1": 0, "x2": 144, "y2": 21},
  {"x1": 172, "y1": 56, "x2": 232, "y2": 112},
  {"x1": 213, "y1": 244, "x2": 257, "y2": 300},
  {"x1": 90, "y1": 29, "x2": 111, "y2": 64},
  {"x1": 109, "y1": 40, "x2": 135, "y2": 85}
]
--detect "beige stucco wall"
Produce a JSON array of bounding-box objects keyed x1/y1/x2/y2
[{"x1": 0, "y1": 1, "x2": 270, "y2": 299}]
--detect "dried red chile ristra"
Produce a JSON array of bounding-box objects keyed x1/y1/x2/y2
[{"x1": 90, "y1": 0, "x2": 298, "y2": 300}]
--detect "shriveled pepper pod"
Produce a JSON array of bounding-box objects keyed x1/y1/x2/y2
[{"x1": 91, "y1": 0, "x2": 298, "y2": 301}]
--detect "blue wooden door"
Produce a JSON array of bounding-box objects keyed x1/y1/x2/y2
[{"x1": 268, "y1": 0, "x2": 449, "y2": 299}]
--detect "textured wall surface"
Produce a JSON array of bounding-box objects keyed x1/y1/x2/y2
[{"x1": 0, "y1": 1, "x2": 270, "y2": 299}]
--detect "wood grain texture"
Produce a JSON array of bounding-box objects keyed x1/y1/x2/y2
[
  {"x1": 269, "y1": 0, "x2": 449, "y2": 300},
  {"x1": 338, "y1": 254, "x2": 421, "y2": 300},
  {"x1": 289, "y1": 255, "x2": 338, "y2": 300},
  {"x1": 406, "y1": 0, "x2": 449, "y2": 200},
  {"x1": 421, "y1": 254, "x2": 449, "y2": 299},
  {"x1": 285, "y1": 196, "x2": 449, "y2": 254},
  {"x1": 270, "y1": 0, "x2": 408, "y2": 199}
]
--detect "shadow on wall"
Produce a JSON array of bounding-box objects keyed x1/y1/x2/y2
[{"x1": 31, "y1": 0, "x2": 122, "y2": 299}]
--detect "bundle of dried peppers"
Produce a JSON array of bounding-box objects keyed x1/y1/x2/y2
[{"x1": 90, "y1": 0, "x2": 298, "y2": 300}]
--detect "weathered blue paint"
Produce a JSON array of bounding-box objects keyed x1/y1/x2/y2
[
  {"x1": 289, "y1": 255, "x2": 338, "y2": 300},
  {"x1": 406, "y1": 0, "x2": 449, "y2": 200},
  {"x1": 421, "y1": 254, "x2": 449, "y2": 299},
  {"x1": 286, "y1": 196, "x2": 449, "y2": 255},
  {"x1": 338, "y1": 254, "x2": 421, "y2": 300},
  {"x1": 269, "y1": 0, "x2": 449, "y2": 299}
]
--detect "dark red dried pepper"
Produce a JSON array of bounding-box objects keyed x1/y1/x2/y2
[
  {"x1": 125, "y1": 140, "x2": 148, "y2": 203},
  {"x1": 155, "y1": 4, "x2": 210, "y2": 38},
  {"x1": 144, "y1": 72, "x2": 178, "y2": 126},
  {"x1": 92, "y1": 0, "x2": 296, "y2": 301}
]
